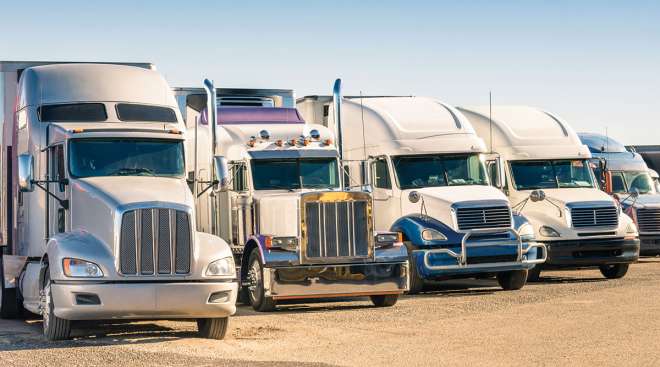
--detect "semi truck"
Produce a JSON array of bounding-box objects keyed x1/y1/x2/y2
[
  {"x1": 458, "y1": 106, "x2": 639, "y2": 280},
  {"x1": 580, "y1": 132, "x2": 660, "y2": 256},
  {"x1": 0, "y1": 62, "x2": 237, "y2": 340},
  {"x1": 297, "y1": 83, "x2": 546, "y2": 293},
  {"x1": 172, "y1": 83, "x2": 409, "y2": 311}
]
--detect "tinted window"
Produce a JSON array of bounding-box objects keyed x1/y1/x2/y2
[
  {"x1": 251, "y1": 158, "x2": 339, "y2": 190},
  {"x1": 39, "y1": 103, "x2": 107, "y2": 122},
  {"x1": 391, "y1": 154, "x2": 488, "y2": 189},
  {"x1": 372, "y1": 158, "x2": 391, "y2": 189},
  {"x1": 116, "y1": 104, "x2": 177, "y2": 122},
  {"x1": 510, "y1": 160, "x2": 595, "y2": 190}
]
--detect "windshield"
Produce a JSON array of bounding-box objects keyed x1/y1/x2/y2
[
  {"x1": 612, "y1": 171, "x2": 656, "y2": 194},
  {"x1": 510, "y1": 160, "x2": 595, "y2": 190},
  {"x1": 251, "y1": 158, "x2": 339, "y2": 190},
  {"x1": 391, "y1": 154, "x2": 488, "y2": 189},
  {"x1": 69, "y1": 139, "x2": 185, "y2": 178}
]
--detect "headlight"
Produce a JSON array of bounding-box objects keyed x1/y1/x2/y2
[
  {"x1": 421, "y1": 229, "x2": 447, "y2": 241},
  {"x1": 206, "y1": 257, "x2": 236, "y2": 277},
  {"x1": 375, "y1": 232, "x2": 403, "y2": 248},
  {"x1": 518, "y1": 223, "x2": 535, "y2": 240},
  {"x1": 62, "y1": 258, "x2": 103, "y2": 278},
  {"x1": 564, "y1": 207, "x2": 572, "y2": 227},
  {"x1": 539, "y1": 226, "x2": 560, "y2": 238},
  {"x1": 267, "y1": 236, "x2": 299, "y2": 251}
]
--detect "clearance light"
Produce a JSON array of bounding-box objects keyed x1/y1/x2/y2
[
  {"x1": 168, "y1": 128, "x2": 182, "y2": 135},
  {"x1": 259, "y1": 129, "x2": 270, "y2": 140},
  {"x1": 310, "y1": 129, "x2": 321, "y2": 140},
  {"x1": 275, "y1": 140, "x2": 284, "y2": 147},
  {"x1": 302, "y1": 138, "x2": 311, "y2": 146},
  {"x1": 288, "y1": 138, "x2": 297, "y2": 146},
  {"x1": 323, "y1": 138, "x2": 333, "y2": 146},
  {"x1": 247, "y1": 136, "x2": 257, "y2": 147},
  {"x1": 264, "y1": 236, "x2": 273, "y2": 249},
  {"x1": 70, "y1": 128, "x2": 85, "y2": 134}
]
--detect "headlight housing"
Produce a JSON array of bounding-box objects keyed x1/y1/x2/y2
[
  {"x1": 375, "y1": 232, "x2": 403, "y2": 248},
  {"x1": 62, "y1": 258, "x2": 103, "y2": 278},
  {"x1": 265, "y1": 236, "x2": 299, "y2": 251},
  {"x1": 206, "y1": 257, "x2": 236, "y2": 277},
  {"x1": 518, "y1": 223, "x2": 535, "y2": 241},
  {"x1": 539, "y1": 225, "x2": 560, "y2": 238},
  {"x1": 421, "y1": 229, "x2": 447, "y2": 241}
]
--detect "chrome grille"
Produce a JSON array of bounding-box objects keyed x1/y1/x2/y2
[
  {"x1": 305, "y1": 200, "x2": 369, "y2": 260},
  {"x1": 571, "y1": 206, "x2": 618, "y2": 228},
  {"x1": 455, "y1": 206, "x2": 512, "y2": 230},
  {"x1": 636, "y1": 208, "x2": 660, "y2": 233},
  {"x1": 119, "y1": 208, "x2": 191, "y2": 275}
]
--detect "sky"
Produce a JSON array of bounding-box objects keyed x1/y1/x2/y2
[{"x1": 1, "y1": 0, "x2": 658, "y2": 144}]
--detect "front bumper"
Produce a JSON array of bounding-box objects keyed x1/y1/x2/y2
[
  {"x1": 265, "y1": 262, "x2": 408, "y2": 300},
  {"x1": 51, "y1": 281, "x2": 237, "y2": 320},
  {"x1": 639, "y1": 235, "x2": 660, "y2": 256},
  {"x1": 540, "y1": 237, "x2": 640, "y2": 268}
]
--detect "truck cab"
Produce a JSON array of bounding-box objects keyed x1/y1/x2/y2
[
  {"x1": 459, "y1": 106, "x2": 639, "y2": 280},
  {"x1": 0, "y1": 63, "x2": 237, "y2": 340},
  {"x1": 580, "y1": 132, "x2": 660, "y2": 256},
  {"x1": 298, "y1": 88, "x2": 546, "y2": 293},
  {"x1": 173, "y1": 85, "x2": 409, "y2": 311}
]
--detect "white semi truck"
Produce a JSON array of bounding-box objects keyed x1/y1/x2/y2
[
  {"x1": 0, "y1": 62, "x2": 237, "y2": 340},
  {"x1": 298, "y1": 83, "x2": 546, "y2": 293},
  {"x1": 458, "y1": 105, "x2": 639, "y2": 280},
  {"x1": 173, "y1": 84, "x2": 409, "y2": 311}
]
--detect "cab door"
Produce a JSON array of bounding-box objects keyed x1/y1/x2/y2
[
  {"x1": 370, "y1": 156, "x2": 399, "y2": 231},
  {"x1": 47, "y1": 144, "x2": 70, "y2": 237}
]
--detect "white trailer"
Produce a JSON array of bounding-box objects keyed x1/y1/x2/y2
[
  {"x1": 458, "y1": 105, "x2": 639, "y2": 280},
  {"x1": 0, "y1": 62, "x2": 237, "y2": 340}
]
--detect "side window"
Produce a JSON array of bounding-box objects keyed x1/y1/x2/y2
[
  {"x1": 51, "y1": 145, "x2": 65, "y2": 192},
  {"x1": 611, "y1": 172, "x2": 626, "y2": 193},
  {"x1": 231, "y1": 162, "x2": 247, "y2": 191},
  {"x1": 486, "y1": 161, "x2": 497, "y2": 186},
  {"x1": 371, "y1": 158, "x2": 391, "y2": 189}
]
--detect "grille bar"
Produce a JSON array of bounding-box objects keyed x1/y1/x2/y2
[
  {"x1": 455, "y1": 206, "x2": 512, "y2": 230},
  {"x1": 571, "y1": 206, "x2": 618, "y2": 228},
  {"x1": 636, "y1": 208, "x2": 660, "y2": 233},
  {"x1": 305, "y1": 200, "x2": 369, "y2": 261},
  {"x1": 119, "y1": 208, "x2": 192, "y2": 276}
]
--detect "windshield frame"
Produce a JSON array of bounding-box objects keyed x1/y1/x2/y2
[
  {"x1": 67, "y1": 137, "x2": 186, "y2": 179},
  {"x1": 250, "y1": 157, "x2": 341, "y2": 191},
  {"x1": 391, "y1": 153, "x2": 490, "y2": 190},
  {"x1": 509, "y1": 159, "x2": 596, "y2": 191}
]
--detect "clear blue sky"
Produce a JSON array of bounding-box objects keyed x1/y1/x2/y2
[{"x1": 1, "y1": 0, "x2": 658, "y2": 144}]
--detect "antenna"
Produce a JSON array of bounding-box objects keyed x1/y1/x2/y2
[
  {"x1": 489, "y1": 91, "x2": 493, "y2": 153},
  {"x1": 359, "y1": 91, "x2": 367, "y2": 160},
  {"x1": 605, "y1": 126, "x2": 609, "y2": 152}
]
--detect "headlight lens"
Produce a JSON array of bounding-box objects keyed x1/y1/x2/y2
[
  {"x1": 62, "y1": 258, "x2": 103, "y2": 278},
  {"x1": 564, "y1": 207, "x2": 572, "y2": 227},
  {"x1": 518, "y1": 223, "x2": 535, "y2": 240},
  {"x1": 206, "y1": 257, "x2": 236, "y2": 277},
  {"x1": 539, "y1": 226, "x2": 560, "y2": 238},
  {"x1": 421, "y1": 229, "x2": 447, "y2": 241},
  {"x1": 269, "y1": 236, "x2": 299, "y2": 251}
]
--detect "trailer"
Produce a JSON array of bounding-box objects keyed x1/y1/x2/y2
[
  {"x1": 0, "y1": 62, "x2": 237, "y2": 340},
  {"x1": 173, "y1": 83, "x2": 408, "y2": 311},
  {"x1": 459, "y1": 106, "x2": 639, "y2": 280}
]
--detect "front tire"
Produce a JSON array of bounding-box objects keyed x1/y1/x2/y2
[
  {"x1": 41, "y1": 270, "x2": 71, "y2": 341},
  {"x1": 406, "y1": 243, "x2": 424, "y2": 294},
  {"x1": 527, "y1": 266, "x2": 542, "y2": 282},
  {"x1": 197, "y1": 317, "x2": 229, "y2": 339},
  {"x1": 246, "y1": 249, "x2": 276, "y2": 312},
  {"x1": 370, "y1": 294, "x2": 399, "y2": 307},
  {"x1": 496, "y1": 270, "x2": 528, "y2": 290},
  {"x1": 599, "y1": 264, "x2": 629, "y2": 279}
]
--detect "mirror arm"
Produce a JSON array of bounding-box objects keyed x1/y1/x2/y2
[
  {"x1": 31, "y1": 181, "x2": 69, "y2": 210},
  {"x1": 196, "y1": 180, "x2": 219, "y2": 198}
]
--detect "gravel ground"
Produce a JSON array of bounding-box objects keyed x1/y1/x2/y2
[{"x1": 2, "y1": 259, "x2": 660, "y2": 366}]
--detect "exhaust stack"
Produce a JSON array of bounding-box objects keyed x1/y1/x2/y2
[{"x1": 332, "y1": 78, "x2": 344, "y2": 163}]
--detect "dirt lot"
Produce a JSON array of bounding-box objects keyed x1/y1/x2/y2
[{"x1": 2, "y1": 259, "x2": 660, "y2": 367}]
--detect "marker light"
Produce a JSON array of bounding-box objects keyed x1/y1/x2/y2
[
  {"x1": 247, "y1": 136, "x2": 257, "y2": 147},
  {"x1": 259, "y1": 129, "x2": 270, "y2": 140},
  {"x1": 288, "y1": 138, "x2": 297, "y2": 146},
  {"x1": 310, "y1": 129, "x2": 321, "y2": 140},
  {"x1": 302, "y1": 137, "x2": 311, "y2": 146},
  {"x1": 323, "y1": 138, "x2": 333, "y2": 146},
  {"x1": 70, "y1": 128, "x2": 85, "y2": 134},
  {"x1": 168, "y1": 128, "x2": 181, "y2": 134},
  {"x1": 275, "y1": 140, "x2": 284, "y2": 147}
]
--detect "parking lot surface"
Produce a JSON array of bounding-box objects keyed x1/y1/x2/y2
[{"x1": 2, "y1": 259, "x2": 660, "y2": 366}]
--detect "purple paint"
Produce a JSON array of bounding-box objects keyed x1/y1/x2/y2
[{"x1": 200, "y1": 107, "x2": 305, "y2": 125}]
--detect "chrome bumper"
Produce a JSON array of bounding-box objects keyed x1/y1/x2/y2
[
  {"x1": 421, "y1": 229, "x2": 547, "y2": 271},
  {"x1": 51, "y1": 281, "x2": 237, "y2": 320},
  {"x1": 265, "y1": 262, "x2": 408, "y2": 300}
]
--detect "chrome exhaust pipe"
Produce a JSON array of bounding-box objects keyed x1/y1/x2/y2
[
  {"x1": 203, "y1": 79, "x2": 218, "y2": 155},
  {"x1": 332, "y1": 78, "x2": 344, "y2": 163}
]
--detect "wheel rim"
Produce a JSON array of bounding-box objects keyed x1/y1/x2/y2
[
  {"x1": 247, "y1": 258, "x2": 262, "y2": 304},
  {"x1": 41, "y1": 280, "x2": 51, "y2": 332}
]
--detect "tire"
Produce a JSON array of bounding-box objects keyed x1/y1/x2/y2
[
  {"x1": 41, "y1": 269, "x2": 71, "y2": 341},
  {"x1": 599, "y1": 264, "x2": 629, "y2": 279},
  {"x1": 405, "y1": 243, "x2": 424, "y2": 294},
  {"x1": 370, "y1": 294, "x2": 399, "y2": 307},
  {"x1": 496, "y1": 270, "x2": 528, "y2": 290},
  {"x1": 197, "y1": 317, "x2": 229, "y2": 339},
  {"x1": 0, "y1": 253, "x2": 23, "y2": 319},
  {"x1": 246, "y1": 249, "x2": 276, "y2": 312},
  {"x1": 527, "y1": 266, "x2": 542, "y2": 282}
]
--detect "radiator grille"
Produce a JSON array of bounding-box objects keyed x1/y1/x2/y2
[
  {"x1": 570, "y1": 206, "x2": 618, "y2": 228},
  {"x1": 636, "y1": 208, "x2": 660, "y2": 233},
  {"x1": 304, "y1": 200, "x2": 370, "y2": 260},
  {"x1": 455, "y1": 206, "x2": 512, "y2": 230},
  {"x1": 119, "y1": 208, "x2": 191, "y2": 275}
]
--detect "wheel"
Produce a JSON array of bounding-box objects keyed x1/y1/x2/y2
[
  {"x1": 0, "y1": 253, "x2": 22, "y2": 319},
  {"x1": 599, "y1": 264, "x2": 629, "y2": 279},
  {"x1": 370, "y1": 294, "x2": 399, "y2": 307},
  {"x1": 246, "y1": 249, "x2": 276, "y2": 312},
  {"x1": 196, "y1": 317, "x2": 229, "y2": 339},
  {"x1": 496, "y1": 270, "x2": 528, "y2": 290},
  {"x1": 405, "y1": 243, "x2": 424, "y2": 294},
  {"x1": 527, "y1": 266, "x2": 542, "y2": 282},
  {"x1": 41, "y1": 269, "x2": 71, "y2": 341}
]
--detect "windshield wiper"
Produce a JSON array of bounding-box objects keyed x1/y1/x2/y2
[{"x1": 109, "y1": 167, "x2": 156, "y2": 176}]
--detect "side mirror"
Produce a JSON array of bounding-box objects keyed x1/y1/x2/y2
[
  {"x1": 492, "y1": 157, "x2": 505, "y2": 188},
  {"x1": 18, "y1": 154, "x2": 34, "y2": 192},
  {"x1": 631, "y1": 187, "x2": 640, "y2": 198},
  {"x1": 603, "y1": 170, "x2": 613, "y2": 193},
  {"x1": 359, "y1": 160, "x2": 372, "y2": 191},
  {"x1": 530, "y1": 190, "x2": 546, "y2": 202},
  {"x1": 213, "y1": 156, "x2": 230, "y2": 192}
]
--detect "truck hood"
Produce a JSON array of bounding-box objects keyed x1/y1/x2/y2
[
  {"x1": 619, "y1": 193, "x2": 660, "y2": 209},
  {"x1": 515, "y1": 188, "x2": 615, "y2": 208},
  {"x1": 252, "y1": 191, "x2": 301, "y2": 237}
]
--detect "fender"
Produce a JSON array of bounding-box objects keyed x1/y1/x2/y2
[
  {"x1": 512, "y1": 213, "x2": 530, "y2": 231},
  {"x1": 390, "y1": 214, "x2": 463, "y2": 249},
  {"x1": 44, "y1": 230, "x2": 114, "y2": 282},
  {"x1": 240, "y1": 235, "x2": 299, "y2": 282},
  {"x1": 194, "y1": 231, "x2": 234, "y2": 277}
]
